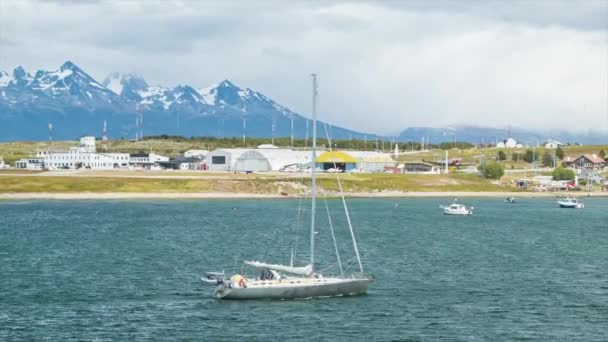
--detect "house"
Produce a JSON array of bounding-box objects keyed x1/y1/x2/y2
[
  {"x1": 544, "y1": 139, "x2": 564, "y2": 149},
  {"x1": 570, "y1": 154, "x2": 605, "y2": 170},
  {"x1": 0, "y1": 156, "x2": 4, "y2": 169}
]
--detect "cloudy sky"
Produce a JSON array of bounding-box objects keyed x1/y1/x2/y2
[{"x1": 1, "y1": 0, "x2": 607, "y2": 135}]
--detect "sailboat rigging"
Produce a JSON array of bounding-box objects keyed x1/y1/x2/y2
[{"x1": 202, "y1": 74, "x2": 372, "y2": 299}]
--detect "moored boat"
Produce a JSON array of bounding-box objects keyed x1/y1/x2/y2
[
  {"x1": 557, "y1": 196, "x2": 584, "y2": 209},
  {"x1": 203, "y1": 74, "x2": 372, "y2": 299},
  {"x1": 440, "y1": 202, "x2": 474, "y2": 215}
]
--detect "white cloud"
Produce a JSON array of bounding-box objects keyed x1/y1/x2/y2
[{"x1": 0, "y1": 0, "x2": 606, "y2": 134}]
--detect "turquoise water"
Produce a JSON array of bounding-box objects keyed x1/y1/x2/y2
[{"x1": 1, "y1": 198, "x2": 607, "y2": 341}]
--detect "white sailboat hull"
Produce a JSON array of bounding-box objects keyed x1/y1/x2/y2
[{"x1": 214, "y1": 277, "x2": 372, "y2": 300}]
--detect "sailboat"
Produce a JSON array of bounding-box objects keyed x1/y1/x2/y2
[{"x1": 202, "y1": 74, "x2": 372, "y2": 299}]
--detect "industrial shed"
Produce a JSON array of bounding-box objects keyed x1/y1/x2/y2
[
  {"x1": 351, "y1": 152, "x2": 396, "y2": 172},
  {"x1": 316, "y1": 151, "x2": 358, "y2": 171},
  {"x1": 234, "y1": 149, "x2": 310, "y2": 172},
  {"x1": 206, "y1": 149, "x2": 248, "y2": 171}
]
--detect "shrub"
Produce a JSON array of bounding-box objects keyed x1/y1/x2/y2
[
  {"x1": 555, "y1": 146, "x2": 565, "y2": 160},
  {"x1": 552, "y1": 167, "x2": 575, "y2": 181},
  {"x1": 478, "y1": 161, "x2": 505, "y2": 180},
  {"x1": 497, "y1": 151, "x2": 507, "y2": 161},
  {"x1": 523, "y1": 149, "x2": 536, "y2": 163}
]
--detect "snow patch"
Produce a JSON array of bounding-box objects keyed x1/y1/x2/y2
[
  {"x1": 0, "y1": 72, "x2": 11, "y2": 87},
  {"x1": 199, "y1": 83, "x2": 218, "y2": 105},
  {"x1": 105, "y1": 75, "x2": 123, "y2": 95}
]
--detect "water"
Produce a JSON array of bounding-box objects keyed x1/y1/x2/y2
[{"x1": 1, "y1": 197, "x2": 607, "y2": 341}]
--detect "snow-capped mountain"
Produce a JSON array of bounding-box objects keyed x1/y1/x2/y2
[{"x1": 0, "y1": 61, "x2": 363, "y2": 141}]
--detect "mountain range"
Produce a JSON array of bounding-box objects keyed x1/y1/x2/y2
[
  {"x1": 0, "y1": 61, "x2": 362, "y2": 141},
  {"x1": 0, "y1": 61, "x2": 605, "y2": 144}
]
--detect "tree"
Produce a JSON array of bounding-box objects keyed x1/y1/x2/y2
[
  {"x1": 555, "y1": 146, "x2": 565, "y2": 160},
  {"x1": 497, "y1": 150, "x2": 507, "y2": 161},
  {"x1": 542, "y1": 151, "x2": 553, "y2": 167},
  {"x1": 523, "y1": 149, "x2": 536, "y2": 163},
  {"x1": 478, "y1": 161, "x2": 505, "y2": 180},
  {"x1": 552, "y1": 167, "x2": 575, "y2": 181},
  {"x1": 511, "y1": 152, "x2": 520, "y2": 162},
  {"x1": 599, "y1": 149, "x2": 606, "y2": 159}
]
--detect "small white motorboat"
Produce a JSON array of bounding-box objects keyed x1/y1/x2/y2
[
  {"x1": 441, "y1": 203, "x2": 474, "y2": 215},
  {"x1": 505, "y1": 197, "x2": 516, "y2": 203},
  {"x1": 557, "y1": 196, "x2": 584, "y2": 209}
]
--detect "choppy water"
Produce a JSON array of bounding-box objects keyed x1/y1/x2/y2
[{"x1": 1, "y1": 197, "x2": 607, "y2": 341}]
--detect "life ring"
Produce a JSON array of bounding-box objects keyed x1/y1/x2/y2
[{"x1": 239, "y1": 278, "x2": 246, "y2": 288}]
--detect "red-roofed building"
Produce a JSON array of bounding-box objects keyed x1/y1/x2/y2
[{"x1": 567, "y1": 154, "x2": 606, "y2": 170}]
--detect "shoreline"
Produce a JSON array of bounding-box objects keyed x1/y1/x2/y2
[{"x1": 1, "y1": 191, "x2": 606, "y2": 200}]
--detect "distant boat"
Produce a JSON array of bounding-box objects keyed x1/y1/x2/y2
[
  {"x1": 505, "y1": 197, "x2": 516, "y2": 203},
  {"x1": 440, "y1": 201, "x2": 474, "y2": 215},
  {"x1": 558, "y1": 195, "x2": 584, "y2": 209}
]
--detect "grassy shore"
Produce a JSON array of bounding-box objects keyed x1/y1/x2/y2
[{"x1": 0, "y1": 173, "x2": 507, "y2": 194}]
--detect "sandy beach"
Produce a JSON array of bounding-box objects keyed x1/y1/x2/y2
[{"x1": 1, "y1": 191, "x2": 606, "y2": 200}]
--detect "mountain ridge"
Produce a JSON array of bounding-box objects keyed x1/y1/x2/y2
[{"x1": 0, "y1": 61, "x2": 605, "y2": 144}]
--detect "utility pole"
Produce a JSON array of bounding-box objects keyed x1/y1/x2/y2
[
  {"x1": 242, "y1": 115, "x2": 246, "y2": 144},
  {"x1": 48, "y1": 123, "x2": 53, "y2": 150},
  {"x1": 290, "y1": 113, "x2": 294, "y2": 147}
]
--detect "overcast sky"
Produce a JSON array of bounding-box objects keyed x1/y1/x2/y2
[{"x1": 1, "y1": 0, "x2": 607, "y2": 134}]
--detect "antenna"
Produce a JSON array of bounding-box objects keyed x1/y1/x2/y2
[
  {"x1": 102, "y1": 120, "x2": 108, "y2": 151},
  {"x1": 242, "y1": 115, "x2": 247, "y2": 144},
  {"x1": 290, "y1": 112, "x2": 294, "y2": 147},
  {"x1": 271, "y1": 116, "x2": 276, "y2": 145},
  {"x1": 48, "y1": 122, "x2": 53, "y2": 150},
  {"x1": 140, "y1": 110, "x2": 143, "y2": 141}
]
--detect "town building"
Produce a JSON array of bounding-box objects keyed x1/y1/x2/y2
[
  {"x1": 543, "y1": 139, "x2": 564, "y2": 149},
  {"x1": 496, "y1": 138, "x2": 522, "y2": 149},
  {"x1": 206, "y1": 149, "x2": 249, "y2": 171},
  {"x1": 184, "y1": 149, "x2": 208, "y2": 159},
  {"x1": 159, "y1": 157, "x2": 205, "y2": 170},
  {"x1": 567, "y1": 154, "x2": 605, "y2": 170},
  {"x1": 129, "y1": 153, "x2": 170, "y2": 169},
  {"x1": 402, "y1": 162, "x2": 440, "y2": 174},
  {"x1": 15, "y1": 158, "x2": 44, "y2": 170},
  {"x1": 234, "y1": 149, "x2": 310, "y2": 172},
  {"x1": 36, "y1": 136, "x2": 130, "y2": 170},
  {"x1": 316, "y1": 151, "x2": 358, "y2": 171}
]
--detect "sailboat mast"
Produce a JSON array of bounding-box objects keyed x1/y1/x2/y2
[{"x1": 310, "y1": 73, "x2": 317, "y2": 272}]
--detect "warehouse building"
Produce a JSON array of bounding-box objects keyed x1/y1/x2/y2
[
  {"x1": 206, "y1": 149, "x2": 248, "y2": 171},
  {"x1": 234, "y1": 149, "x2": 310, "y2": 172}
]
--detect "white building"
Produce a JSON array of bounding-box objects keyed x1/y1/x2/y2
[
  {"x1": 36, "y1": 136, "x2": 130, "y2": 170},
  {"x1": 207, "y1": 149, "x2": 249, "y2": 171},
  {"x1": 234, "y1": 149, "x2": 310, "y2": 172},
  {"x1": 497, "y1": 138, "x2": 521, "y2": 149},
  {"x1": 184, "y1": 149, "x2": 208, "y2": 159},
  {"x1": 0, "y1": 156, "x2": 4, "y2": 169},
  {"x1": 15, "y1": 158, "x2": 44, "y2": 170},
  {"x1": 544, "y1": 139, "x2": 563, "y2": 149},
  {"x1": 129, "y1": 153, "x2": 170, "y2": 168}
]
